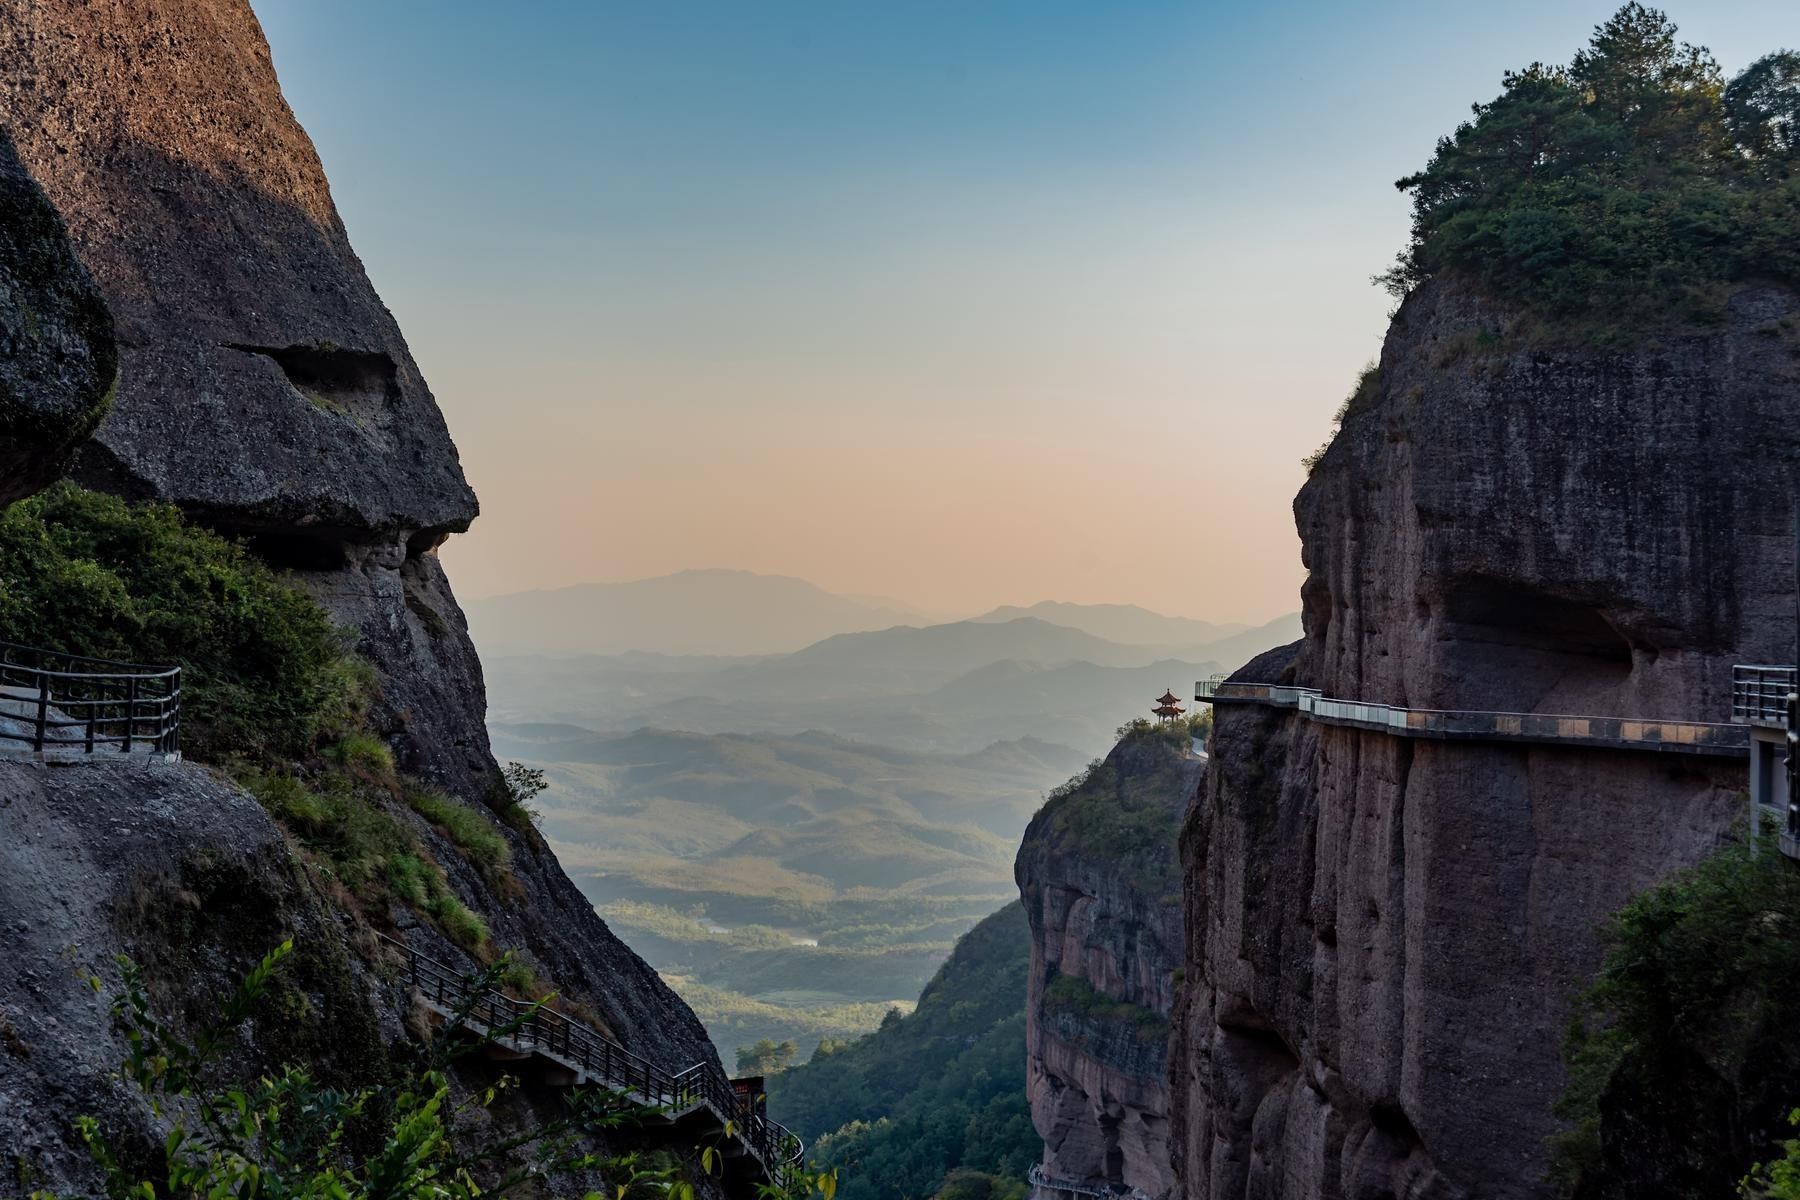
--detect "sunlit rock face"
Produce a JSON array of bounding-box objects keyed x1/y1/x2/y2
[
  {"x1": 0, "y1": 0, "x2": 724, "y2": 1102},
  {"x1": 1018, "y1": 734, "x2": 1204, "y2": 1200},
  {"x1": 0, "y1": 128, "x2": 114, "y2": 503},
  {"x1": 0, "y1": 0, "x2": 487, "y2": 795},
  {"x1": 1169, "y1": 279, "x2": 1800, "y2": 1200}
]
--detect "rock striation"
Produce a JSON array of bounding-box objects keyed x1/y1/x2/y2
[
  {"x1": 1169, "y1": 279, "x2": 1800, "y2": 1200},
  {"x1": 0, "y1": 127, "x2": 115, "y2": 504},
  {"x1": 1017, "y1": 731, "x2": 1204, "y2": 1200}
]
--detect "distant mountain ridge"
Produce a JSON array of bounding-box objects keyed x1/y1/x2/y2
[
  {"x1": 467, "y1": 568, "x2": 1298, "y2": 664},
  {"x1": 971, "y1": 601, "x2": 1248, "y2": 647},
  {"x1": 482, "y1": 610, "x2": 1303, "y2": 758},
  {"x1": 465, "y1": 569, "x2": 933, "y2": 657}
]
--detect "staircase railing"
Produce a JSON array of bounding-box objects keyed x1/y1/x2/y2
[
  {"x1": 382, "y1": 933, "x2": 804, "y2": 1188},
  {"x1": 0, "y1": 640, "x2": 181, "y2": 756}
]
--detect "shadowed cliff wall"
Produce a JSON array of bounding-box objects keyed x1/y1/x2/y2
[
  {"x1": 1169, "y1": 280, "x2": 1798, "y2": 1200},
  {"x1": 1019, "y1": 731, "x2": 1204, "y2": 1199}
]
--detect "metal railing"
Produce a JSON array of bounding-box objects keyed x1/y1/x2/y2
[
  {"x1": 1027, "y1": 1164, "x2": 1151, "y2": 1200},
  {"x1": 383, "y1": 933, "x2": 804, "y2": 1188},
  {"x1": 1196, "y1": 675, "x2": 1748, "y2": 757},
  {"x1": 0, "y1": 641, "x2": 181, "y2": 756},
  {"x1": 1732, "y1": 665, "x2": 1796, "y2": 727}
]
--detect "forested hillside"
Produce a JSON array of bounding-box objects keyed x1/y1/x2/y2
[{"x1": 768, "y1": 903, "x2": 1039, "y2": 1200}]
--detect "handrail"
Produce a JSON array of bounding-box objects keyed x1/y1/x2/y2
[
  {"x1": 1195, "y1": 676, "x2": 1747, "y2": 757},
  {"x1": 0, "y1": 638, "x2": 180, "y2": 674},
  {"x1": 1732, "y1": 664, "x2": 1796, "y2": 728},
  {"x1": 0, "y1": 641, "x2": 181, "y2": 757},
  {"x1": 1027, "y1": 1164, "x2": 1151, "y2": 1200},
  {"x1": 379, "y1": 933, "x2": 805, "y2": 1188}
]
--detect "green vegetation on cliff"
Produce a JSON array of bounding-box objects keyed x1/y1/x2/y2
[
  {"x1": 1027, "y1": 717, "x2": 1204, "y2": 894},
  {"x1": 767, "y1": 903, "x2": 1038, "y2": 1200},
  {"x1": 1041, "y1": 973, "x2": 1168, "y2": 1044},
  {"x1": 1554, "y1": 835, "x2": 1800, "y2": 1198},
  {"x1": 53, "y1": 941, "x2": 835, "y2": 1200},
  {"x1": 0, "y1": 483, "x2": 510, "y2": 960},
  {"x1": 0, "y1": 483, "x2": 363, "y2": 763},
  {"x1": 1385, "y1": 4, "x2": 1800, "y2": 330}
]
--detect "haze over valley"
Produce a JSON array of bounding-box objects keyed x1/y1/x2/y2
[{"x1": 476, "y1": 568, "x2": 1285, "y2": 1060}]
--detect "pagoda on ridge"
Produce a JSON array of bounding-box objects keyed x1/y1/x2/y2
[{"x1": 1153, "y1": 688, "x2": 1185, "y2": 724}]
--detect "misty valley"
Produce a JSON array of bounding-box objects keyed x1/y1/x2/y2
[{"x1": 477, "y1": 573, "x2": 1274, "y2": 1065}]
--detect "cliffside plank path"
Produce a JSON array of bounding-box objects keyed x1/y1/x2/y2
[
  {"x1": 382, "y1": 933, "x2": 806, "y2": 1190},
  {"x1": 1194, "y1": 675, "x2": 1750, "y2": 757},
  {"x1": 0, "y1": 641, "x2": 181, "y2": 760}
]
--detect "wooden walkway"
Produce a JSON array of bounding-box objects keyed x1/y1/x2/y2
[{"x1": 385, "y1": 934, "x2": 804, "y2": 1190}]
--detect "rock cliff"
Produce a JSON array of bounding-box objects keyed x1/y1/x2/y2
[
  {"x1": 0, "y1": 0, "x2": 727, "y2": 1180},
  {"x1": 1169, "y1": 280, "x2": 1800, "y2": 1200},
  {"x1": 1017, "y1": 730, "x2": 1204, "y2": 1200},
  {"x1": 0, "y1": 757, "x2": 729, "y2": 1193},
  {"x1": 0, "y1": 127, "x2": 114, "y2": 503},
  {"x1": 0, "y1": 0, "x2": 485, "y2": 796}
]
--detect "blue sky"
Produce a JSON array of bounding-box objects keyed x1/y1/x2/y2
[{"x1": 251, "y1": 1, "x2": 1798, "y2": 619}]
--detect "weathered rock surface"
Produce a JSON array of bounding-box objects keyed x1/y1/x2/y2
[
  {"x1": 0, "y1": 757, "x2": 384, "y2": 1191},
  {"x1": 0, "y1": 0, "x2": 728, "y2": 1170},
  {"x1": 0, "y1": 128, "x2": 114, "y2": 503},
  {"x1": 1169, "y1": 280, "x2": 1798, "y2": 1200},
  {"x1": 0, "y1": 756, "x2": 725, "y2": 1190},
  {"x1": 0, "y1": 0, "x2": 487, "y2": 797},
  {"x1": 1018, "y1": 732, "x2": 1204, "y2": 1200}
]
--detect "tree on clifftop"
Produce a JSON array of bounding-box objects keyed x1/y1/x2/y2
[{"x1": 1382, "y1": 3, "x2": 1800, "y2": 327}]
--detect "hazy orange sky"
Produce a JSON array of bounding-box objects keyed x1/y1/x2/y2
[{"x1": 253, "y1": 1, "x2": 1796, "y2": 624}]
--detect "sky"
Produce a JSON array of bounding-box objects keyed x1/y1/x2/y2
[{"x1": 251, "y1": 0, "x2": 1796, "y2": 624}]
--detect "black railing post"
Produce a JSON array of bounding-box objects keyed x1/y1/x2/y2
[
  {"x1": 32, "y1": 675, "x2": 47, "y2": 753},
  {"x1": 122, "y1": 676, "x2": 137, "y2": 753}
]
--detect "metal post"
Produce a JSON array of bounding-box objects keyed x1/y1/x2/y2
[
  {"x1": 32, "y1": 675, "x2": 47, "y2": 753},
  {"x1": 1788, "y1": 501, "x2": 1800, "y2": 839},
  {"x1": 122, "y1": 676, "x2": 136, "y2": 753}
]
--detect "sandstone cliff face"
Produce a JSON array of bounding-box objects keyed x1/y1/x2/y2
[
  {"x1": 0, "y1": 0, "x2": 485, "y2": 796},
  {"x1": 0, "y1": 128, "x2": 114, "y2": 503},
  {"x1": 1018, "y1": 733, "x2": 1204, "y2": 1200},
  {"x1": 0, "y1": 0, "x2": 726, "y2": 1147},
  {"x1": 1170, "y1": 281, "x2": 1799, "y2": 1200}
]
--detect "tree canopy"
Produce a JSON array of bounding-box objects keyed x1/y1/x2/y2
[{"x1": 1383, "y1": 4, "x2": 1800, "y2": 328}]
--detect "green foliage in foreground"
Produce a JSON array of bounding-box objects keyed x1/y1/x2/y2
[
  {"x1": 1385, "y1": 4, "x2": 1800, "y2": 332},
  {"x1": 32, "y1": 941, "x2": 839, "y2": 1200},
  {"x1": 0, "y1": 483, "x2": 367, "y2": 763},
  {"x1": 768, "y1": 904, "x2": 1038, "y2": 1200},
  {"x1": 1746, "y1": 1111, "x2": 1800, "y2": 1200},
  {"x1": 1553, "y1": 834, "x2": 1800, "y2": 1197}
]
